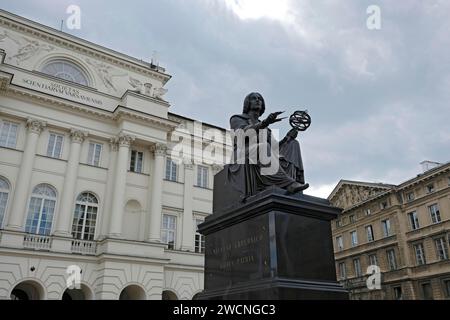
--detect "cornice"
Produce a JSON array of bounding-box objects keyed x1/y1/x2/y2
[
  {"x1": 3, "y1": 86, "x2": 179, "y2": 133},
  {"x1": 0, "y1": 11, "x2": 172, "y2": 84},
  {"x1": 113, "y1": 107, "x2": 178, "y2": 131}
]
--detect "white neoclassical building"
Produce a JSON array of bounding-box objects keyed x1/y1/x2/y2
[{"x1": 0, "y1": 10, "x2": 228, "y2": 300}]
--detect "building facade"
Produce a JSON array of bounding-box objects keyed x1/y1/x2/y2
[
  {"x1": 329, "y1": 161, "x2": 450, "y2": 300},
  {"x1": 0, "y1": 10, "x2": 228, "y2": 300}
]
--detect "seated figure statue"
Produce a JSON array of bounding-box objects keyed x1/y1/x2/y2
[{"x1": 226, "y1": 92, "x2": 309, "y2": 200}]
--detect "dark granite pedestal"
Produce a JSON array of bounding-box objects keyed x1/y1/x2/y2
[{"x1": 197, "y1": 169, "x2": 348, "y2": 300}]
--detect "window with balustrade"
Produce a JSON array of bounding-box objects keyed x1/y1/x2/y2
[
  {"x1": 25, "y1": 184, "x2": 57, "y2": 235},
  {"x1": 72, "y1": 192, "x2": 98, "y2": 241}
]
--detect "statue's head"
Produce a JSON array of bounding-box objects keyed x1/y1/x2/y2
[{"x1": 243, "y1": 92, "x2": 265, "y2": 116}]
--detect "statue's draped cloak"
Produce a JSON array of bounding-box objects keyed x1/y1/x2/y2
[{"x1": 227, "y1": 114, "x2": 296, "y2": 199}]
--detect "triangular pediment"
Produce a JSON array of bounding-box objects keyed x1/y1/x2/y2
[{"x1": 328, "y1": 180, "x2": 394, "y2": 210}]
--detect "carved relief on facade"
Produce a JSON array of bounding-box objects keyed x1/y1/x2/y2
[
  {"x1": 0, "y1": 30, "x2": 54, "y2": 65},
  {"x1": 85, "y1": 58, "x2": 126, "y2": 92}
]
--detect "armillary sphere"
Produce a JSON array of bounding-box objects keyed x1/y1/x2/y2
[{"x1": 289, "y1": 110, "x2": 311, "y2": 131}]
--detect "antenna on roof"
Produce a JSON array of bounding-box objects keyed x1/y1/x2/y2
[{"x1": 60, "y1": 19, "x2": 64, "y2": 32}]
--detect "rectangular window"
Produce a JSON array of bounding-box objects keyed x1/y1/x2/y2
[
  {"x1": 382, "y1": 219, "x2": 391, "y2": 237},
  {"x1": 353, "y1": 258, "x2": 362, "y2": 277},
  {"x1": 350, "y1": 231, "x2": 358, "y2": 247},
  {"x1": 87, "y1": 142, "x2": 102, "y2": 166},
  {"x1": 421, "y1": 283, "x2": 433, "y2": 300},
  {"x1": 429, "y1": 204, "x2": 441, "y2": 224},
  {"x1": 349, "y1": 215, "x2": 355, "y2": 223},
  {"x1": 161, "y1": 214, "x2": 176, "y2": 250},
  {"x1": 338, "y1": 262, "x2": 346, "y2": 280},
  {"x1": 195, "y1": 219, "x2": 205, "y2": 253},
  {"x1": 448, "y1": 177, "x2": 450, "y2": 186},
  {"x1": 387, "y1": 249, "x2": 397, "y2": 270},
  {"x1": 380, "y1": 201, "x2": 388, "y2": 210},
  {"x1": 0, "y1": 121, "x2": 18, "y2": 148},
  {"x1": 426, "y1": 184, "x2": 435, "y2": 193},
  {"x1": 366, "y1": 225, "x2": 374, "y2": 242},
  {"x1": 368, "y1": 254, "x2": 378, "y2": 266},
  {"x1": 365, "y1": 208, "x2": 371, "y2": 216},
  {"x1": 444, "y1": 280, "x2": 450, "y2": 297},
  {"x1": 336, "y1": 236, "x2": 344, "y2": 251},
  {"x1": 197, "y1": 165, "x2": 208, "y2": 188},
  {"x1": 406, "y1": 192, "x2": 415, "y2": 202},
  {"x1": 414, "y1": 243, "x2": 426, "y2": 265},
  {"x1": 408, "y1": 211, "x2": 420, "y2": 230},
  {"x1": 165, "y1": 158, "x2": 177, "y2": 181},
  {"x1": 393, "y1": 286, "x2": 402, "y2": 300},
  {"x1": 130, "y1": 150, "x2": 143, "y2": 173},
  {"x1": 46, "y1": 133, "x2": 64, "y2": 158},
  {"x1": 336, "y1": 220, "x2": 342, "y2": 228},
  {"x1": 435, "y1": 237, "x2": 448, "y2": 260}
]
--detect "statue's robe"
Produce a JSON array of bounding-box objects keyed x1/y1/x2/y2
[
  {"x1": 226, "y1": 114, "x2": 296, "y2": 199},
  {"x1": 279, "y1": 136, "x2": 305, "y2": 184}
]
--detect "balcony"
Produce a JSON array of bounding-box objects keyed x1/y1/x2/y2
[
  {"x1": 71, "y1": 239, "x2": 97, "y2": 255},
  {"x1": 23, "y1": 234, "x2": 52, "y2": 250}
]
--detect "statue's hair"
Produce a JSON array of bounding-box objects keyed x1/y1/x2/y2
[{"x1": 242, "y1": 92, "x2": 265, "y2": 116}]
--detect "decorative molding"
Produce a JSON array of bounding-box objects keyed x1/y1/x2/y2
[
  {"x1": 151, "y1": 143, "x2": 167, "y2": 156},
  {"x1": 153, "y1": 87, "x2": 168, "y2": 100},
  {"x1": 3, "y1": 87, "x2": 178, "y2": 132},
  {"x1": 26, "y1": 118, "x2": 46, "y2": 134},
  {"x1": 70, "y1": 129, "x2": 88, "y2": 143},
  {"x1": 117, "y1": 133, "x2": 135, "y2": 147}
]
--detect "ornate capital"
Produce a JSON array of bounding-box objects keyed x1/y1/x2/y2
[
  {"x1": 117, "y1": 134, "x2": 135, "y2": 147},
  {"x1": 151, "y1": 143, "x2": 167, "y2": 156},
  {"x1": 70, "y1": 129, "x2": 88, "y2": 144},
  {"x1": 26, "y1": 118, "x2": 46, "y2": 135}
]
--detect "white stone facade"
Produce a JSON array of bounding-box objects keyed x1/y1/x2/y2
[{"x1": 0, "y1": 10, "x2": 226, "y2": 300}]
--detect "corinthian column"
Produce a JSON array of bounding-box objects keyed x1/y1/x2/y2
[
  {"x1": 6, "y1": 119, "x2": 46, "y2": 231},
  {"x1": 147, "y1": 143, "x2": 166, "y2": 242},
  {"x1": 54, "y1": 129, "x2": 87, "y2": 236},
  {"x1": 108, "y1": 133, "x2": 135, "y2": 237},
  {"x1": 181, "y1": 162, "x2": 194, "y2": 251}
]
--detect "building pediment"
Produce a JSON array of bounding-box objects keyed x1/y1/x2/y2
[
  {"x1": 0, "y1": 10, "x2": 170, "y2": 99},
  {"x1": 328, "y1": 180, "x2": 394, "y2": 210}
]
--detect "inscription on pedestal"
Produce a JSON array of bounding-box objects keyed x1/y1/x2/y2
[{"x1": 204, "y1": 214, "x2": 271, "y2": 289}]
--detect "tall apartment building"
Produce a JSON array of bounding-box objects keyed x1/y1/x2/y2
[
  {"x1": 0, "y1": 10, "x2": 228, "y2": 300},
  {"x1": 329, "y1": 161, "x2": 450, "y2": 299}
]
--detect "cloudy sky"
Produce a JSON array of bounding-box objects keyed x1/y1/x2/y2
[{"x1": 1, "y1": 0, "x2": 449, "y2": 197}]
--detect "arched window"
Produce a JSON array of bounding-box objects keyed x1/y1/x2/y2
[
  {"x1": 25, "y1": 184, "x2": 57, "y2": 235},
  {"x1": 0, "y1": 177, "x2": 10, "y2": 228},
  {"x1": 72, "y1": 192, "x2": 98, "y2": 241},
  {"x1": 41, "y1": 60, "x2": 89, "y2": 86}
]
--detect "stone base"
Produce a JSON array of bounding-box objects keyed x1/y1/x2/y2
[{"x1": 197, "y1": 184, "x2": 348, "y2": 300}]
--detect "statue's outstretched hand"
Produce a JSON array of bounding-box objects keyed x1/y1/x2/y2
[{"x1": 265, "y1": 111, "x2": 285, "y2": 124}]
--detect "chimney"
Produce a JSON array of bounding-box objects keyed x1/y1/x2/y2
[{"x1": 420, "y1": 160, "x2": 442, "y2": 173}]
